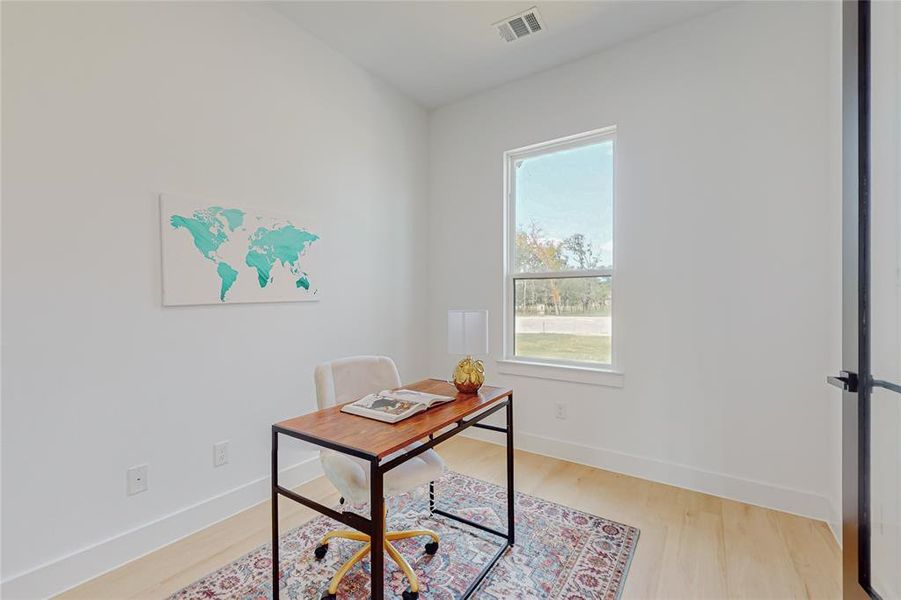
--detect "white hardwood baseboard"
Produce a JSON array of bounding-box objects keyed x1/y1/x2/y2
[
  {"x1": 462, "y1": 428, "x2": 837, "y2": 527},
  {"x1": 827, "y1": 496, "x2": 843, "y2": 548},
  {"x1": 1, "y1": 456, "x2": 323, "y2": 600}
]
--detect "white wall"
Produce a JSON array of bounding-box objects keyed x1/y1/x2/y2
[
  {"x1": 428, "y1": 2, "x2": 843, "y2": 526},
  {"x1": 0, "y1": 2, "x2": 428, "y2": 597},
  {"x1": 826, "y1": 0, "x2": 845, "y2": 547}
]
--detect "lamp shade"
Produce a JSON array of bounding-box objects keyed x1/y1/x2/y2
[{"x1": 447, "y1": 309, "x2": 488, "y2": 356}]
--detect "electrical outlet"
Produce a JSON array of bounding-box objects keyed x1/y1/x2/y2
[
  {"x1": 554, "y1": 402, "x2": 567, "y2": 420},
  {"x1": 127, "y1": 464, "x2": 148, "y2": 496},
  {"x1": 214, "y1": 441, "x2": 229, "y2": 467}
]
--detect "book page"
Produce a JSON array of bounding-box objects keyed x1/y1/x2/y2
[
  {"x1": 354, "y1": 394, "x2": 420, "y2": 417},
  {"x1": 380, "y1": 389, "x2": 454, "y2": 407}
]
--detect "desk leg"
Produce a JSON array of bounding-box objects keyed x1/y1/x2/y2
[
  {"x1": 271, "y1": 430, "x2": 280, "y2": 600},
  {"x1": 370, "y1": 459, "x2": 385, "y2": 600},
  {"x1": 428, "y1": 433, "x2": 435, "y2": 515},
  {"x1": 506, "y1": 395, "x2": 515, "y2": 547}
]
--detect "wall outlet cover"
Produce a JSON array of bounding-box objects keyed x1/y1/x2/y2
[
  {"x1": 554, "y1": 402, "x2": 567, "y2": 420},
  {"x1": 127, "y1": 465, "x2": 148, "y2": 496},
  {"x1": 214, "y1": 441, "x2": 229, "y2": 467}
]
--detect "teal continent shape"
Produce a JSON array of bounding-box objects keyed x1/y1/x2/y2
[
  {"x1": 216, "y1": 262, "x2": 238, "y2": 301},
  {"x1": 170, "y1": 206, "x2": 246, "y2": 302},
  {"x1": 170, "y1": 207, "x2": 318, "y2": 302},
  {"x1": 245, "y1": 225, "x2": 319, "y2": 289}
]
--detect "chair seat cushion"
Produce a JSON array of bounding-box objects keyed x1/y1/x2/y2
[{"x1": 320, "y1": 443, "x2": 445, "y2": 506}]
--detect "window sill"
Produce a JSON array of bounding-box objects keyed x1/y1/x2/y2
[{"x1": 495, "y1": 359, "x2": 624, "y2": 388}]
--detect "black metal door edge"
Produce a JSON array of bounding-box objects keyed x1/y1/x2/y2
[
  {"x1": 833, "y1": 1, "x2": 880, "y2": 598},
  {"x1": 849, "y1": 1, "x2": 882, "y2": 597},
  {"x1": 857, "y1": 0, "x2": 874, "y2": 593}
]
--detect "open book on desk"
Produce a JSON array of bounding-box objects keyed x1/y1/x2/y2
[{"x1": 341, "y1": 388, "x2": 455, "y2": 424}]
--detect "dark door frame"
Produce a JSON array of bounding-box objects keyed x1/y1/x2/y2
[{"x1": 840, "y1": 1, "x2": 877, "y2": 598}]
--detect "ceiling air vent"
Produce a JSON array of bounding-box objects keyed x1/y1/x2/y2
[{"x1": 494, "y1": 7, "x2": 545, "y2": 43}]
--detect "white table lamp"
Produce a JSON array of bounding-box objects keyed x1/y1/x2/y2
[{"x1": 447, "y1": 309, "x2": 488, "y2": 393}]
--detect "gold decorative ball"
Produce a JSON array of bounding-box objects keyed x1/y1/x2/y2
[{"x1": 453, "y1": 357, "x2": 485, "y2": 394}]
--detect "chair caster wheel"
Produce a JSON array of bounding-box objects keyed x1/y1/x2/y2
[
  {"x1": 320, "y1": 594, "x2": 336, "y2": 600},
  {"x1": 314, "y1": 543, "x2": 328, "y2": 560},
  {"x1": 402, "y1": 590, "x2": 419, "y2": 600},
  {"x1": 424, "y1": 541, "x2": 439, "y2": 555}
]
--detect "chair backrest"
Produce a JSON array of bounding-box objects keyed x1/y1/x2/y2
[{"x1": 313, "y1": 355, "x2": 402, "y2": 410}]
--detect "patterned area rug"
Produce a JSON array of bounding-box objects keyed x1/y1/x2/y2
[{"x1": 170, "y1": 472, "x2": 639, "y2": 599}]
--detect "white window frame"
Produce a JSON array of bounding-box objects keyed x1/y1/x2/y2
[{"x1": 500, "y1": 126, "x2": 623, "y2": 386}]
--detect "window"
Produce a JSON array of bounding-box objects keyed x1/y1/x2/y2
[{"x1": 504, "y1": 128, "x2": 615, "y2": 369}]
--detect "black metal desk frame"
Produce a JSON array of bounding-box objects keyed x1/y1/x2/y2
[{"x1": 271, "y1": 393, "x2": 514, "y2": 600}]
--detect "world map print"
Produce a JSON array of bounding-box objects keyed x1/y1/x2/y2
[{"x1": 160, "y1": 195, "x2": 320, "y2": 306}]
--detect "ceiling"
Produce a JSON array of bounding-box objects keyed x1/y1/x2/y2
[{"x1": 270, "y1": 1, "x2": 728, "y2": 108}]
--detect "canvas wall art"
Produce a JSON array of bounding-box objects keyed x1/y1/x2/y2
[{"x1": 160, "y1": 194, "x2": 321, "y2": 306}]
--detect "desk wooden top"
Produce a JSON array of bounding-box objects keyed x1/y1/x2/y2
[{"x1": 274, "y1": 379, "x2": 512, "y2": 459}]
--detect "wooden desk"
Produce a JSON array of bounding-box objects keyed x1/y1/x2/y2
[{"x1": 271, "y1": 379, "x2": 514, "y2": 600}]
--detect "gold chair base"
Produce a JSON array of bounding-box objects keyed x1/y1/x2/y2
[{"x1": 318, "y1": 522, "x2": 439, "y2": 595}]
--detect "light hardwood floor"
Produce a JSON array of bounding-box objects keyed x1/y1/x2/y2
[{"x1": 58, "y1": 437, "x2": 841, "y2": 599}]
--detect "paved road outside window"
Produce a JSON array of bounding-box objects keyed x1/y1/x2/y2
[{"x1": 515, "y1": 316, "x2": 611, "y2": 336}]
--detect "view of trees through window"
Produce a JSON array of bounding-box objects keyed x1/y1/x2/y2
[{"x1": 509, "y1": 134, "x2": 614, "y2": 365}]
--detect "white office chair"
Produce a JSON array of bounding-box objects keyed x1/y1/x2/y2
[{"x1": 312, "y1": 355, "x2": 445, "y2": 600}]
